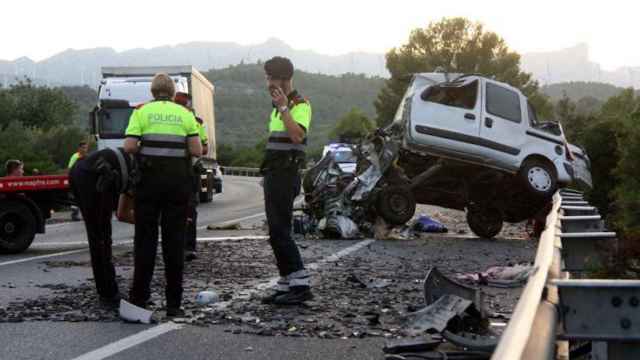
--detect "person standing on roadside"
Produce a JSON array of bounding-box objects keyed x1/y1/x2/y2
[
  {"x1": 123, "y1": 73, "x2": 202, "y2": 317},
  {"x1": 68, "y1": 141, "x2": 89, "y2": 221},
  {"x1": 260, "y1": 57, "x2": 313, "y2": 305},
  {"x1": 174, "y1": 92, "x2": 209, "y2": 261}
]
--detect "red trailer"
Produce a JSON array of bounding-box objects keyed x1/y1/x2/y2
[{"x1": 0, "y1": 175, "x2": 71, "y2": 254}]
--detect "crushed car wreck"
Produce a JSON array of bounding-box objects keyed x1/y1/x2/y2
[{"x1": 303, "y1": 72, "x2": 592, "y2": 239}]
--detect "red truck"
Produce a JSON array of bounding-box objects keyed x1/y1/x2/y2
[{"x1": 0, "y1": 175, "x2": 70, "y2": 254}]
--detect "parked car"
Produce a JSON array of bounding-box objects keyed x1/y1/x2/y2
[
  {"x1": 383, "y1": 72, "x2": 578, "y2": 238},
  {"x1": 322, "y1": 143, "x2": 357, "y2": 174}
]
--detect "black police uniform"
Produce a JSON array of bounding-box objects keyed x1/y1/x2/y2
[
  {"x1": 69, "y1": 148, "x2": 135, "y2": 301},
  {"x1": 125, "y1": 100, "x2": 199, "y2": 313},
  {"x1": 261, "y1": 90, "x2": 313, "y2": 304}
]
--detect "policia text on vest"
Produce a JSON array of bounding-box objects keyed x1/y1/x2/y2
[{"x1": 123, "y1": 73, "x2": 202, "y2": 316}]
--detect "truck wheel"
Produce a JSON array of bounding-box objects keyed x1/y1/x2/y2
[
  {"x1": 519, "y1": 159, "x2": 557, "y2": 199},
  {"x1": 200, "y1": 173, "x2": 214, "y2": 203},
  {"x1": 0, "y1": 201, "x2": 37, "y2": 254},
  {"x1": 376, "y1": 186, "x2": 416, "y2": 225},
  {"x1": 466, "y1": 206, "x2": 503, "y2": 239}
]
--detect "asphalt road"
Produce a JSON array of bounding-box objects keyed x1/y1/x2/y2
[
  {"x1": 0, "y1": 176, "x2": 534, "y2": 360},
  {"x1": 0, "y1": 176, "x2": 387, "y2": 360}
]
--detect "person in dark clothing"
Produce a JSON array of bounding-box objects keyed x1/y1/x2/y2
[
  {"x1": 174, "y1": 92, "x2": 209, "y2": 261},
  {"x1": 69, "y1": 147, "x2": 136, "y2": 307},
  {"x1": 123, "y1": 73, "x2": 202, "y2": 318},
  {"x1": 260, "y1": 57, "x2": 314, "y2": 305}
]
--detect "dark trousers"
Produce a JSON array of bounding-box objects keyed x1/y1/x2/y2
[
  {"x1": 69, "y1": 167, "x2": 118, "y2": 298},
  {"x1": 185, "y1": 176, "x2": 200, "y2": 252},
  {"x1": 129, "y1": 172, "x2": 191, "y2": 309},
  {"x1": 263, "y1": 167, "x2": 304, "y2": 277}
]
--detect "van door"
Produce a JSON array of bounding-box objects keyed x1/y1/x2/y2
[
  {"x1": 409, "y1": 78, "x2": 483, "y2": 160},
  {"x1": 479, "y1": 81, "x2": 527, "y2": 169}
]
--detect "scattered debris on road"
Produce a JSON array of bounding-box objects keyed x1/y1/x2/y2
[
  {"x1": 455, "y1": 263, "x2": 536, "y2": 288},
  {"x1": 0, "y1": 235, "x2": 533, "y2": 341}
]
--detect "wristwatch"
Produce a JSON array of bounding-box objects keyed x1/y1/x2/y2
[{"x1": 279, "y1": 105, "x2": 289, "y2": 113}]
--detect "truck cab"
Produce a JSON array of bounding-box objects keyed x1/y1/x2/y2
[
  {"x1": 92, "y1": 75, "x2": 190, "y2": 150},
  {"x1": 89, "y1": 66, "x2": 220, "y2": 202}
]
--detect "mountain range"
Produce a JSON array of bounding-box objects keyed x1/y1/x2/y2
[{"x1": 1, "y1": 39, "x2": 639, "y2": 89}]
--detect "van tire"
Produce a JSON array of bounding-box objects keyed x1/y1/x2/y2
[
  {"x1": 467, "y1": 206, "x2": 503, "y2": 239},
  {"x1": 0, "y1": 201, "x2": 37, "y2": 254},
  {"x1": 376, "y1": 186, "x2": 416, "y2": 225},
  {"x1": 519, "y1": 159, "x2": 557, "y2": 199}
]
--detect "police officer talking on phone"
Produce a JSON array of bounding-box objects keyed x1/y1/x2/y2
[{"x1": 260, "y1": 56, "x2": 313, "y2": 305}]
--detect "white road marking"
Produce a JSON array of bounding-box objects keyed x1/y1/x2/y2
[
  {"x1": 197, "y1": 211, "x2": 266, "y2": 230},
  {"x1": 0, "y1": 249, "x2": 90, "y2": 267},
  {"x1": 69, "y1": 239, "x2": 375, "y2": 359},
  {"x1": 69, "y1": 322, "x2": 183, "y2": 360},
  {"x1": 198, "y1": 235, "x2": 268, "y2": 242},
  {"x1": 45, "y1": 222, "x2": 74, "y2": 229},
  {"x1": 223, "y1": 239, "x2": 376, "y2": 301},
  {"x1": 2, "y1": 213, "x2": 266, "y2": 267}
]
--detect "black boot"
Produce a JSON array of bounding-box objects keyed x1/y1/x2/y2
[
  {"x1": 166, "y1": 307, "x2": 185, "y2": 317},
  {"x1": 273, "y1": 286, "x2": 313, "y2": 305},
  {"x1": 261, "y1": 291, "x2": 289, "y2": 304}
]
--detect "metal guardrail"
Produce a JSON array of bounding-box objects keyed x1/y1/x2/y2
[
  {"x1": 492, "y1": 189, "x2": 640, "y2": 360},
  {"x1": 221, "y1": 166, "x2": 261, "y2": 177}
]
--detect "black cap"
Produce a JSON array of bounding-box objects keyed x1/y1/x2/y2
[{"x1": 264, "y1": 56, "x2": 294, "y2": 80}]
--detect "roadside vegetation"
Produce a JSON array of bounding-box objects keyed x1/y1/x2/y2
[{"x1": 1, "y1": 17, "x2": 639, "y2": 272}]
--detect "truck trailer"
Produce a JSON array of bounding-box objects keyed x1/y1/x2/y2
[{"x1": 89, "y1": 66, "x2": 221, "y2": 201}]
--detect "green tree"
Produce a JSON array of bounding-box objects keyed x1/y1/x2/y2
[
  {"x1": 0, "y1": 79, "x2": 76, "y2": 130},
  {"x1": 329, "y1": 108, "x2": 375, "y2": 142},
  {"x1": 0, "y1": 121, "x2": 57, "y2": 175},
  {"x1": 375, "y1": 17, "x2": 551, "y2": 127}
]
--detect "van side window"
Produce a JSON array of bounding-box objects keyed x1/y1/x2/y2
[
  {"x1": 486, "y1": 83, "x2": 522, "y2": 123},
  {"x1": 421, "y1": 80, "x2": 478, "y2": 110}
]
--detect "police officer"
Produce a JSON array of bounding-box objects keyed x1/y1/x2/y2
[
  {"x1": 69, "y1": 147, "x2": 135, "y2": 307},
  {"x1": 175, "y1": 92, "x2": 208, "y2": 261},
  {"x1": 123, "y1": 73, "x2": 202, "y2": 317},
  {"x1": 68, "y1": 141, "x2": 89, "y2": 221},
  {"x1": 260, "y1": 57, "x2": 313, "y2": 305}
]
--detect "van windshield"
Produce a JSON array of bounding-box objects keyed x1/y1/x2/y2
[
  {"x1": 421, "y1": 80, "x2": 478, "y2": 110},
  {"x1": 99, "y1": 107, "x2": 134, "y2": 139},
  {"x1": 333, "y1": 150, "x2": 356, "y2": 163}
]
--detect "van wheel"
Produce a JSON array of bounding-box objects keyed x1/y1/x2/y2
[
  {"x1": 0, "y1": 201, "x2": 37, "y2": 254},
  {"x1": 467, "y1": 206, "x2": 503, "y2": 239},
  {"x1": 519, "y1": 159, "x2": 557, "y2": 198},
  {"x1": 376, "y1": 186, "x2": 416, "y2": 225}
]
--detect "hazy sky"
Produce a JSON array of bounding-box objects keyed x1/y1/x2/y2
[{"x1": 2, "y1": 0, "x2": 636, "y2": 70}]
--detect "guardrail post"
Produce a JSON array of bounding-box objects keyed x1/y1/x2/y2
[
  {"x1": 554, "y1": 279, "x2": 640, "y2": 359},
  {"x1": 559, "y1": 232, "x2": 617, "y2": 272}
]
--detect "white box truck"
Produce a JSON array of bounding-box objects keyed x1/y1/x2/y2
[{"x1": 89, "y1": 66, "x2": 221, "y2": 202}]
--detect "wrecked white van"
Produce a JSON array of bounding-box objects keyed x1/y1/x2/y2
[{"x1": 388, "y1": 72, "x2": 578, "y2": 237}]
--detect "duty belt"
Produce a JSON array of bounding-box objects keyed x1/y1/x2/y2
[
  {"x1": 265, "y1": 131, "x2": 306, "y2": 152},
  {"x1": 140, "y1": 134, "x2": 188, "y2": 158}
]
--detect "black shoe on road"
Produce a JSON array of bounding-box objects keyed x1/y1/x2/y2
[
  {"x1": 166, "y1": 308, "x2": 185, "y2": 318},
  {"x1": 185, "y1": 251, "x2": 197, "y2": 262},
  {"x1": 98, "y1": 293, "x2": 121, "y2": 308},
  {"x1": 261, "y1": 291, "x2": 288, "y2": 304},
  {"x1": 273, "y1": 287, "x2": 313, "y2": 305}
]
